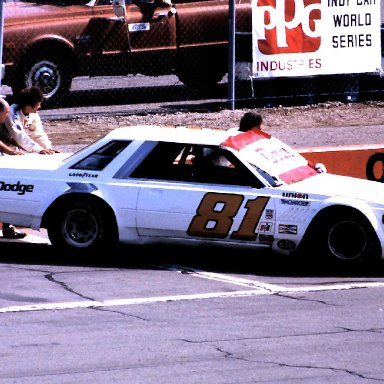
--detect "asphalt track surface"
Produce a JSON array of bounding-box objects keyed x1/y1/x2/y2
[{"x1": 1, "y1": 237, "x2": 384, "y2": 383}]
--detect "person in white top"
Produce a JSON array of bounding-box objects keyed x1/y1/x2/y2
[
  {"x1": 4, "y1": 86, "x2": 59, "y2": 154},
  {"x1": 0, "y1": 97, "x2": 27, "y2": 239}
]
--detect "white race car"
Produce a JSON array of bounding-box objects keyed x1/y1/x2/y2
[{"x1": 0, "y1": 125, "x2": 383, "y2": 264}]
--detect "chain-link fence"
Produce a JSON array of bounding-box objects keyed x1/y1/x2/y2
[{"x1": 0, "y1": 0, "x2": 382, "y2": 111}]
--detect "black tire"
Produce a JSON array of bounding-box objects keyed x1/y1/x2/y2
[
  {"x1": 12, "y1": 53, "x2": 72, "y2": 107},
  {"x1": 317, "y1": 211, "x2": 379, "y2": 264},
  {"x1": 177, "y1": 69, "x2": 225, "y2": 89},
  {"x1": 366, "y1": 152, "x2": 384, "y2": 182},
  {"x1": 176, "y1": 58, "x2": 226, "y2": 90},
  {"x1": 47, "y1": 200, "x2": 117, "y2": 254}
]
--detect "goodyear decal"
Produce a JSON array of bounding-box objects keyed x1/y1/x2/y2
[{"x1": 68, "y1": 172, "x2": 98, "y2": 178}]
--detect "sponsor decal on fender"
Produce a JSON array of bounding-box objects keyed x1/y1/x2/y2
[
  {"x1": 278, "y1": 224, "x2": 298, "y2": 235},
  {"x1": 282, "y1": 192, "x2": 308, "y2": 199},
  {"x1": 258, "y1": 222, "x2": 273, "y2": 233},
  {"x1": 281, "y1": 199, "x2": 310, "y2": 206},
  {"x1": 259, "y1": 234, "x2": 274, "y2": 244}
]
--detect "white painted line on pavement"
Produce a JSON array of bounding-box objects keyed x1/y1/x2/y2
[
  {"x1": 162, "y1": 264, "x2": 282, "y2": 291},
  {"x1": 1, "y1": 281, "x2": 384, "y2": 314}
]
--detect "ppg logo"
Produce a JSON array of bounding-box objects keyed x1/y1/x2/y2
[{"x1": 254, "y1": 0, "x2": 322, "y2": 54}]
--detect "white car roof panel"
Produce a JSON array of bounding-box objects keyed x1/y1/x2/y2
[{"x1": 105, "y1": 125, "x2": 231, "y2": 145}]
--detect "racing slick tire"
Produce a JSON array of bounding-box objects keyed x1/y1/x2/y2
[
  {"x1": 366, "y1": 152, "x2": 384, "y2": 183},
  {"x1": 12, "y1": 52, "x2": 72, "y2": 107},
  {"x1": 47, "y1": 199, "x2": 118, "y2": 254},
  {"x1": 316, "y1": 209, "x2": 380, "y2": 265}
]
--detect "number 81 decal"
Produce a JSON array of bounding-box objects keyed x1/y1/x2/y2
[{"x1": 187, "y1": 192, "x2": 270, "y2": 241}]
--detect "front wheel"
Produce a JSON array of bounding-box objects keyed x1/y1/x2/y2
[
  {"x1": 47, "y1": 200, "x2": 117, "y2": 254},
  {"x1": 318, "y1": 211, "x2": 379, "y2": 264}
]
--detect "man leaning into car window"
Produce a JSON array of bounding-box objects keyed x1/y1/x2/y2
[
  {"x1": 225, "y1": 112, "x2": 327, "y2": 174},
  {"x1": 0, "y1": 97, "x2": 27, "y2": 239},
  {"x1": 3, "y1": 86, "x2": 60, "y2": 155}
]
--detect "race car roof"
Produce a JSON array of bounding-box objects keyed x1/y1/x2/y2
[{"x1": 106, "y1": 125, "x2": 232, "y2": 145}]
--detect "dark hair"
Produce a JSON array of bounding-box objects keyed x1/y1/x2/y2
[
  {"x1": 16, "y1": 86, "x2": 44, "y2": 109},
  {"x1": 239, "y1": 112, "x2": 263, "y2": 132}
]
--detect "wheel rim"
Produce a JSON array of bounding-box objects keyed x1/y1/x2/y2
[
  {"x1": 27, "y1": 60, "x2": 61, "y2": 100},
  {"x1": 327, "y1": 220, "x2": 367, "y2": 260},
  {"x1": 62, "y1": 208, "x2": 99, "y2": 248}
]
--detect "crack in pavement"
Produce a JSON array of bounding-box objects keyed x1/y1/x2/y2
[
  {"x1": 45, "y1": 272, "x2": 95, "y2": 301},
  {"x1": 181, "y1": 326, "x2": 384, "y2": 344},
  {"x1": 213, "y1": 347, "x2": 384, "y2": 381},
  {"x1": 91, "y1": 306, "x2": 150, "y2": 321}
]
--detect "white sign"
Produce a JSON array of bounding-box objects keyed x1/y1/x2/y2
[{"x1": 251, "y1": 0, "x2": 382, "y2": 77}]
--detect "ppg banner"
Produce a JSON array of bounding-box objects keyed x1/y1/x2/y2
[{"x1": 252, "y1": 0, "x2": 382, "y2": 77}]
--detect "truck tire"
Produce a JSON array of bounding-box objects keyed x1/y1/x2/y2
[
  {"x1": 12, "y1": 52, "x2": 72, "y2": 107},
  {"x1": 176, "y1": 65, "x2": 226, "y2": 90}
]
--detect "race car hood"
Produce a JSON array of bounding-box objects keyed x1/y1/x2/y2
[
  {"x1": 0, "y1": 152, "x2": 71, "y2": 170},
  {"x1": 285, "y1": 172, "x2": 384, "y2": 204}
]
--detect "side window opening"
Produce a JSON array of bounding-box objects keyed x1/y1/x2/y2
[
  {"x1": 191, "y1": 146, "x2": 264, "y2": 188},
  {"x1": 130, "y1": 142, "x2": 188, "y2": 180},
  {"x1": 70, "y1": 140, "x2": 131, "y2": 171},
  {"x1": 130, "y1": 142, "x2": 264, "y2": 188}
]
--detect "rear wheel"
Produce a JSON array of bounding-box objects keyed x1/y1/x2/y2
[
  {"x1": 47, "y1": 200, "x2": 117, "y2": 254},
  {"x1": 12, "y1": 53, "x2": 72, "y2": 107},
  {"x1": 176, "y1": 52, "x2": 226, "y2": 91},
  {"x1": 176, "y1": 67, "x2": 225, "y2": 89}
]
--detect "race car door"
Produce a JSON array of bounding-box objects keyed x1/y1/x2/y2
[{"x1": 131, "y1": 142, "x2": 276, "y2": 246}]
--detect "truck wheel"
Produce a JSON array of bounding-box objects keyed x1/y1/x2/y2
[
  {"x1": 176, "y1": 66, "x2": 226, "y2": 90},
  {"x1": 47, "y1": 200, "x2": 117, "y2": 254},
  {"x1": 12, "y1": 53, "x2": 72, "y2": 107}
]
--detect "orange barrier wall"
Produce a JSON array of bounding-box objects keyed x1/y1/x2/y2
[{"x1": 299, "y1": 144, "x2": 384, "y2": 181}]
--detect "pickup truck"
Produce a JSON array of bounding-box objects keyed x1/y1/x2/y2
[{"x1": 2, "y1": 0, "x2": 251, "y2": 105}]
